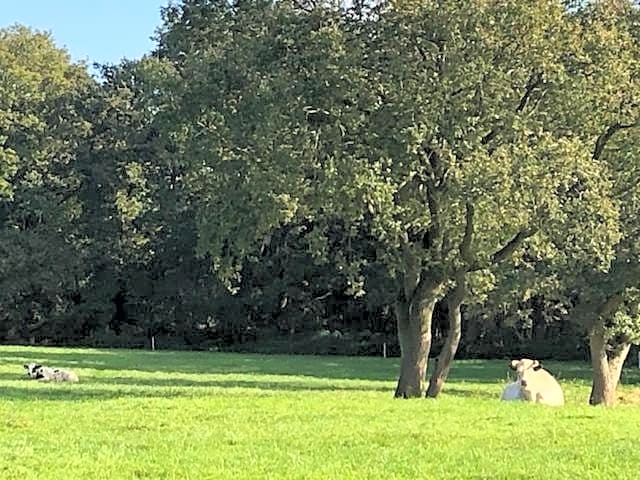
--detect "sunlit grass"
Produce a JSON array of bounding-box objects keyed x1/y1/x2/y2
[{"x1": 1, "y1": 346, "x2": 639, "y2": 479}]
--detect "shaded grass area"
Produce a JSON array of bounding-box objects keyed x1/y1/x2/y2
[{"x1": 1, "y1": 346, "x2": 640, "y2": 479}]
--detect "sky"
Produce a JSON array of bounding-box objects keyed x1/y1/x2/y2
[{"x1": 0, "y1": 0, "x2": 170, "y2": 69}]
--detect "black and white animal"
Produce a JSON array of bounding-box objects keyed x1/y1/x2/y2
[
  {"x1": 500, "y1": 358, "x2": 563, "y2": 407},
  {"x1": 24, "y1": 363, "x2": 79, "y2": 383}
]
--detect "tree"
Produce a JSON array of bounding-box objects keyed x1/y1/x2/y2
[
  {"x1": 75, "y1": 57, "x2": 223, "y2": 346},
  {"x1": 0, "y1": 26, "x2": 95, "y2": 341},
  {"x1": 159, "y1": 0, "x2": 620, "y2": 397},
  {"x1": 547, "y1": 0, "x2": 640, "y2": 406}
]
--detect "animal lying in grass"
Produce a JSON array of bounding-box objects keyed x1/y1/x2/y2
[
  {"x1": 24, "y1": 363, "x2": 79, "y2": 383},
  {"x1": 500, "y1": 358, "x2": 564, "y2": 406}
]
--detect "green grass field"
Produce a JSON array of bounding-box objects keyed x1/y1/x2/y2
[{"x1": 1, "y1": 346, "x2": 640, "y2": 479}]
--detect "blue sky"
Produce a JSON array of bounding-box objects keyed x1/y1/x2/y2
[{"x1": 0, "y1": 1, "x2": 170, "y2": 68}]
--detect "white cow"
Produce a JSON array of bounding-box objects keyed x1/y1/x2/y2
[{"x1": 507, "y1": 358, "x2": 564, "y2": 407}]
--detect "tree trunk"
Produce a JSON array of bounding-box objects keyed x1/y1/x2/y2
[
  {"x1": 425, "y1": 314, "x2": 460, "y2": 398},
  {"x1": 589, "y1": 317, "x2": 631, "y2": 406},
  {"x1": 394, "y1": 281, "x2": 441, "y2": 398},
  {"x1": 426, "y1": 278, "x2": 464, "y2": 398}
]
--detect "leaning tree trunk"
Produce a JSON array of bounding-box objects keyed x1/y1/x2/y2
[
  {"x1": 426, "y1": 278, "x2": 465, "y2": 398},
  {"x1": 394, "y1": 281, "x2": 441, "y2": 398},
  {"x1": 589, "y1": 317, "x2": 631, "y2": 406}
]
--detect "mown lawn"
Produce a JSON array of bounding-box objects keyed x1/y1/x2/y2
[{"x1": 0, "y1": 346, "x2": 639, "y2": 479}]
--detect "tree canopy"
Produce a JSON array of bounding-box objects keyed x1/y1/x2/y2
[{"x1": 156, "y1": 0, "x2": 632, "y2": 397}]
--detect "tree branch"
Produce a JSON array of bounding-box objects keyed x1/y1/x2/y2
[
  {"x1": 415, "y1": 45, "x2": 428, "y2": 63},
  {"x1": 56, "y1": 186, "x2": 82, "y2": 206},
  {"x1": 400, "y1": 237, "x2": 421, "y2": 300},
  {"x1": 598, "y1": 292, "x2": 625, "y2": 319},
  {"x1": 425, "y1": 181, "x2": 440, "y2": 250},
  {"x1": 413, "y1": 272, "x2": 444, "y2": 306},
  {"x1": 291, "y1": 0, "x2": 315, "y2": 12},
  {"x1": 593, "y1": 121, "x2": 638, "y2": 160},
  {"x1": 481, "y1": 72, "x2": 543, "y2": 146},
  {"x1": 420, "y1": 144, "x2": 449, "y2": 189},
  {"x1": 515, "y1": 72, "x2": 544, "y2": 113},
  {"x1": 480, "y1": 127, "x2": 501, "y2": 146},
  {"x1": 449, "y1": 269, "x2": 467, "y2": 306},
  {"x1": 468, "y1": 227, "x2": 536, "y2": 272},
  {"x1": 490, "y1": 228, "x2": 537, "y2": 264},
  {"x1": 459, "y1": 202, "x2": 474, "y2": 266}
]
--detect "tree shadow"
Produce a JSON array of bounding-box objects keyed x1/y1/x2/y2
[
  {"x1": 81, "y1": 375, "x2": 392, "y2": 392},
  {"x1": 0, "y1": 371, "x2": 30, "y2": 381},
  {"x1": 0, "y1": 377, "x2": 394, "y2": 402},
  {"x1": 0, "y1": 348, "x2": 511, "y2": 383},
  {"x1": 4, "y1": 347, "x2": 632, "y2": 386},
  {"x1": 2, "y1": 377, "x2": 504, "y2": 402},
  {"x1": 0, "y1": 385, "x2": 190, "y2": 402},
  {"x1": 0, "y1": 347, "x2": 402, "y2": 380},
  {"x1": 441, "y1": 387, "x2": 500, "y2": 400}
]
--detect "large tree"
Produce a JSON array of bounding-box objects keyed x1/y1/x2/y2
[
  {"x1": 581, "y1": 2, "x2": 640, "y2": 407},
  {"x1": 549, "y1": 1, "x2": 640, "y2": 406},
  {"x1": 0, "y1": 26, "x2": 95, "y2": 340},
  {"x1": 159, "y1": 0, "x2": 621, "y2": 397},
  {"x1": 456, "y1": 0, "x2": 640, "y2": 406}
]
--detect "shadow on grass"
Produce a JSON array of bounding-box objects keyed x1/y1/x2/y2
[
  {"x1": 1, "y1": 378, "x2": 392, "y2": 402},
  {"x1": 82, "y1": 375, "x2": 392, "y2": 392},
  {"x1": 4, "y1": 346, "x2": 635, "y2": 385},
  {"x1": 1, "y1": 379, "x2": 503, "y2": 403},
  {"x1": 1, "y1": 381, "x2": 498, "y2": 402},
  {"x1": 0, "y1": 348, "x2": 513, "y2": 383},
  {"x1": 0, "y1": 385, "x2": 189, "y2": 402},
  {"x1": 0, "y1": 348, "x2": 403, "y2": 380},
  {"x1": 0, "y1": 375, "x2": 35, "y2": 384},
  {"x1": 442, "y1": 387, "x2": 500, "y2": 400}
]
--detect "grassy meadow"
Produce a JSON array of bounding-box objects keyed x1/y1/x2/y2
[{"x1": 1, "y1": 346, "x2": 640, "y2": 479}]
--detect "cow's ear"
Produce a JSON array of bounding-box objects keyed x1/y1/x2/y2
[
  {"x1": 23, "y1": 364, "x2": 28, "y2": 369},
  {"x1": 509, "y1": 360, "x2": 518, "y2": 370}
]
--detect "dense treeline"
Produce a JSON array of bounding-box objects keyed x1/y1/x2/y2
[{"x1": 1, "y1": 0, "x2": 640, "y2": 405}]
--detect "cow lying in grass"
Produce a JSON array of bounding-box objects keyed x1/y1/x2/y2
[
  {"x1": 501, "y1": 358, "x2": 564, "y2": 407},
  {"x1": 24, "y1": 363, "x2": 79, "y2": 383}
]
